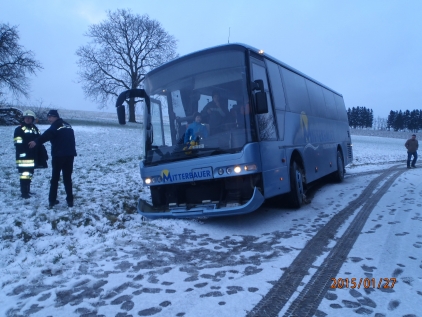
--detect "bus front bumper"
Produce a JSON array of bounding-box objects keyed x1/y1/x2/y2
[{"x1": 137, "y1": 187, "x2": 265, "y2": 219}]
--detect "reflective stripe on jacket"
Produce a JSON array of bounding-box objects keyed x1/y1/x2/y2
[
  {"x1": 35, "y1": 119, "x2": 77, "y2": 157},
  {"x1": 14, "y1": 124, "x2": 41, "y2": 168}
]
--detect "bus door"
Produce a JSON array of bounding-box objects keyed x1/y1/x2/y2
[{"x1": 250, "y1": 57, "x2": 289, "y2": 198}]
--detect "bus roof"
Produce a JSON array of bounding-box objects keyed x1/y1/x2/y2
[{"x1": 147, "y1": 43, "x2": 343, "y2": 97}]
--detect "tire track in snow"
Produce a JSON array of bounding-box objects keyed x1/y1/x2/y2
[{"x1": 247, "y1": 164, "x2": 405, "y2": 317}]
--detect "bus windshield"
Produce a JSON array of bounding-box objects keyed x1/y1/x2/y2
[{"x1": 143, "y1": 49, "x2": 256, "y2": 166}]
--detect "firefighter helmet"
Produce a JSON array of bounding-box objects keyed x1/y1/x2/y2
[{"x1": 22, "y1": 110, "x2": 36, "y2": 119}]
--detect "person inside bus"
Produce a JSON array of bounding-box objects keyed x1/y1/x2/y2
[
  {"x1": 184, "y1": 112, "x2": 209, "y2": 144},
  {"x1": 200, "y1": 90, "x2": 229, "y2": 134}
]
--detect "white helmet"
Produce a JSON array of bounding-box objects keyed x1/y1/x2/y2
[{"x1": 22, "y1": 110, "x2": 36, "y2": 119}]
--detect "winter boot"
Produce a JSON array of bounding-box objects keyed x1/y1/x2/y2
[
  {"x1": 48, "y1": 200, "x2": 60, "y2": 209},
  {"x1": 20, "y1": 179, "x2": 30, "y2": 199}
]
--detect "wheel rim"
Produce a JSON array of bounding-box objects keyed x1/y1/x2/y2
[{"x1": 295, "y1": 169, "x2": 303, "y2": 198}]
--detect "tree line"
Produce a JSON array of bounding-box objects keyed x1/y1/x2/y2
[
  {"x1": 387, "y1": 109, "x2": 422, "y2": 132},
  {"x1": 347, "y1": 107, "x2": 373, "y2": 129},
  {"x1": 346, "y1": 107, "x2": 422, "y2": 132}
]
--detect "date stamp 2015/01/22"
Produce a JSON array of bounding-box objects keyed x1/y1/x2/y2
[{"x1": 331, "y1": 278, "x2": 396, "y2": 289}]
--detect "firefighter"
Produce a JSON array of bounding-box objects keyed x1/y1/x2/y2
[{"x1": 13, "y1": 110, "x2": 41, "y2": 199}]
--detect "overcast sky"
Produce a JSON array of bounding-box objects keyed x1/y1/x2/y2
[{"x1": 2, "y1": 0, "x2": 421, "y2": 119}]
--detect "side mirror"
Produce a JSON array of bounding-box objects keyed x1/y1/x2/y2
[
  {"x1": 115, "y1": 89, "x2": 149, "y2": 125},
  {"x1": 253, "y1": 80, "x2": 268, "y2": 114},
  {"x1": 251, "y1": 81, "x2": 260, "y2": 91},
  {"x1": 117, "y1": 105, "x2": 126, "y2": 125}
]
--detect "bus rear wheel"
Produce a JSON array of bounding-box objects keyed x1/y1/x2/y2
[
  {"x1": 332, "y1": 150, "x2": 345, "y2": 183},
  {"x1": 289, "y1": 161, "x2": 304, "y2": 208}
]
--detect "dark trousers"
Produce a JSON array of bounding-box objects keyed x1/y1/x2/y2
[
  {"x1": 49, "y1": 156, "x2": 74, "y2": 203},
  {"x1": 407, "y1": 151, "x2": 418, "y2": 167}
]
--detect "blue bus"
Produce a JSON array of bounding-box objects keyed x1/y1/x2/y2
[{"x1": 116, "y1": 43, "x2": 353, "y2": 219}]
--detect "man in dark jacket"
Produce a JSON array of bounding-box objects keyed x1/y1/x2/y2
[
  {"x1": 405, "y1": 134, "x2": 418, "y2": 168},
  {"x1": 29, "y1": 110, "x2": 77, "y2": 208},
  {"x1": 14, "y1": 110, "x2": 45, "y2": 198},
  {"x1": 200, "y1": 91, "x2": 229, "y2": 135}
]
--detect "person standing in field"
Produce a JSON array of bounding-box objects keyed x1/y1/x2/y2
[
  {"x1": 29, "y1": 110, "x2": 77, "y2": 208},
  {"x1": 13, "y1": 110, "x2": 47, "y2": 198},
  {"x1": 405, "y1": 133, "x2": 418, "y2": 169}
]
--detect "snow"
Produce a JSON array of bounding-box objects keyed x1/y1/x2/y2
[{"x1": 0, "y1": 122, "x2": 421, "y2": 317}]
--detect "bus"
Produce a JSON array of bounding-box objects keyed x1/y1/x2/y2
[{"x1": 116, "y1": 43, "x2": 353, "y2": 219}]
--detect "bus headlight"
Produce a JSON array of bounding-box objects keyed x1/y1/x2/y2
[
  {"x1": 145, "y1": 178, "x2": 152, "y2": 185},
  {"x1": 234, "y1": 166, "x2": 241, "y2": 173},
  {"x1": 218, "y1": 168, "x2": 224, "y2": 175},
  {"x1": 226, "y1": 167, "x2": 232, "y2": 174}
]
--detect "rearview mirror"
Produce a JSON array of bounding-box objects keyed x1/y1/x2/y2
[{"x1": 115, "y1": 89, "x2": 149, "y2": 125}]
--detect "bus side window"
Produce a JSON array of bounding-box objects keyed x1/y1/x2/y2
[
  {"x1": 322, "y1": 89, "x2": 337, "y2": 120},
  {"x1": 265, "y1": 60, "x2": 286, "y2": 140},
  {"x1": 305, "y1": 80, "x2": 326, "y2": 118},
  {"x1": 265, "y1": 60, "x2": 286, "y2": 111},
  {"x1": 334, "y1": 94, "x2": 348, "y2": 122},
  {"x1": 251, "y1": 62, "x2": 277, "y2": 140},
  {"x1": 280, "y1": 67, "x2": 312, "y2": 116}
]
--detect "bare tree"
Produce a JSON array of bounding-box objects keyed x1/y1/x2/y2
[
  {"x1": 373, "y1": 116, "x2": 387, "y2": 130},
  {"x1": 0, "y1": 23, "x2": 43, "y2": 98},
  {"x1": 76, "y1": 9, "x2": 178, "y2": 122}
]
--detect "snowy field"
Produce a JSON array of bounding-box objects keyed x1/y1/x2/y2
[
  {"x1": 348, "y1": 135, "x2": 408, "y2": 169},
  {"x1": 0, "y1": 122, "x2": 421, "y2": 317}
]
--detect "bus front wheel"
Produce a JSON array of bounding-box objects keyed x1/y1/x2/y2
[
  {"x1": 332, "y1": 150, "x2": 345, "y2": 183},
  {"x1": 289, "y1": 161, "x2": 304, "y2": 208}
]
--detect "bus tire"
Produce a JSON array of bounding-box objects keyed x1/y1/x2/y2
[
  {"x1": 289, "y1": 161, "x2": 304, "y2": 208},
  {"x1": 332, "y1": 150, "x2": 345, "y2": 183}
]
